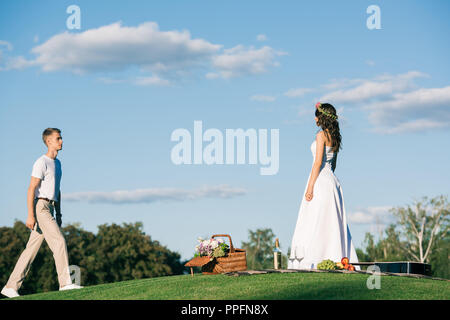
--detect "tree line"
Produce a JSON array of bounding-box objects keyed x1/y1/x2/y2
[
  {"x1": 1, "y1": 194, "x2": 447, "y2": 295},
  {"x1": 0, "y1": 221, "x2": 185, "y2": 295},
  {"x1": 241, "y1": 195, "x2": 449, "y2": 279},
  {"x1": 356, "y1": 194, "x2": 449, "y2": 279}
]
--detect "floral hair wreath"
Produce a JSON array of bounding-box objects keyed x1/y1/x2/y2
[{"x1": 315, "y1": 102, "x2": 338, "y2": 120}]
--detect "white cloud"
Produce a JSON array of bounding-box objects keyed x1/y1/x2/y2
[
  {"x1": 316, "y1": 71, "x2": 450, "y2": 134},
  {"x1": 134, "y1": 75, "x2": 172, "y2": 86},
  {"x1": 320, "y1": 77, "x2": 367, "y2": 91},
  {"x1": 256, "y1": 34, "x2": 268, "y2": 41},
  {"x1": 28, "y1": 21, "x2": 221, "y2": 75},
  {"x1": 372, "y1": 118, "x2": 449, "y2": 134},
  {"x1": 365, "y1": 85, "x2": 450, "y2": 133},
  {"x1": 3, "y1": 56, "x2": 36, "y2": 70},
  {"x1": 250, "y1": 94, "x2": 276, "y2": 102},
  {"x1": 1, "y1": 22, "x2": 287, "y2": 84},
  {"x1": 284, "y1": 87, "x2": 314, "y2": 98},
  {"x1": 62, "y1": 184, "x2": 247, "y2": 204},
  {"x1": 320, "y1": 71, "x2": 429, "y2": 104},
  {"x1": 98, "y1": 75, "x2": 172, "y2": 86},
  {"x1": 0, "y1": 40, "x2": 13, "y2": 51},
  {"x1": 364, "y1": 85, "x2": 450, "y2": 112},
  {"x1": 205, "y1": 72, "x2": 219, "y2": 79},
  {"x1": 348, "y1": 211, "x2": 376, "y2": 224},
  {"x1": 97, "y1": 77, "x2": 127, "y2": 84},
  {"x1": 209, "y1": 44, "x2": 288, "y2": 79},
  {"x1": 0, "y1": 40, "x2": 13, "y2": 70},
  {"x1": 347, "y1": 205, "x2": 393, "y2": 225}
]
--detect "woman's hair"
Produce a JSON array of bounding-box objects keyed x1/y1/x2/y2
[{"x1": 315, "y1": 103, "x2": 342, "y2": 154}]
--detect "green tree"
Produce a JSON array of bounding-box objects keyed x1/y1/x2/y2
[
  {"x1": 91, "y1": 222, "x2": 184, "y2": 283},
  {"x1": 359, "y1": 195, "x2": 449, "y2": 279},
  {"x1": 389, "y1": 195, "x2": 449, "y2": 263},
  {"x1": 428, "y1": 236, "x2": 449, "y2": 279},
  {"x1": 361, "y1": 225, "x2": 406, "y2": 262},
  {"x1": 241, "y1": 228, "x2": 276, "y2": 270},
  {"x1": 0, "y1": 221, "x2": 185, "y2": 295},
  {"x1": 63, "y1": 223, "x2": 98, "y2": 286},
  {"x1": 0, "y1": 220, "x2": 57, "y2": 294}
]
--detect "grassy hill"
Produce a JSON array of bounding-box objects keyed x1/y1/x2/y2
[{"x1": 8, "y1": 271, "x2": 450, "y2": 300}]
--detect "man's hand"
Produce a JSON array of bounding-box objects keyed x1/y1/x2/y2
[
  {"x1": 27, "y1": 176, "x2": 41, "y2": 231},
  {"x1": 26, "y1": 215, "x2": 36, "y2": 230},
  {"x1": 55, "y1": 191, "x2": 62, "y2": 227},
  {"x1": 56, "y1": 214, "x2": 62, "y2": 228}
]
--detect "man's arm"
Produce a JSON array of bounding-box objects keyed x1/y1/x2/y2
[
  {"x1": 55, "y1": 190, "x2": 62, "y2": 227},
  {"x1": 26, "y1": 177, "x2": 41, "y2": 230}
]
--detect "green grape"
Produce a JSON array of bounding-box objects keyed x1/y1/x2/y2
[{"x1": 317, "y1": 259, "x2": 337, "y2": 270}]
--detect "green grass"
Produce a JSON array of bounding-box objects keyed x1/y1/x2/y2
[{"x1": 10, "y1": 272, "x2": 450, "y2": 300}]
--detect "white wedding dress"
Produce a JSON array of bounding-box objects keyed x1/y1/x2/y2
[{"x1": 288, "y1": 133, "x2": 359, "y2": 270}]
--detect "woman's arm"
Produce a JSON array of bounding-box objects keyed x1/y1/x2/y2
[{"x1": 306, "y1": 132, "x2": 325, "y2": 199}]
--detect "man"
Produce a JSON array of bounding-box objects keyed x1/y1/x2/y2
[{"x1": 1, "y1": 128, "x2": 83, "y2": 298}]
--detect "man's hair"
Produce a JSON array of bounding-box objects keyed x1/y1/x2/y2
[{"x1": 42, "y1": 128, "x2": 61, "y2": 146}]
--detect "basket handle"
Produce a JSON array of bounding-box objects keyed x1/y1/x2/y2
[{"x1": 211, "y1": 234, "x2": 235, "y2": 253}]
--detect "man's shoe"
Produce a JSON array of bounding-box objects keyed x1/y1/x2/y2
[
  {"x1": 1, "y1": 287, "x2": 20, "y2": 298},
  {"x1": 59, "y1": 283, "x2": 84, "y2": 291}
]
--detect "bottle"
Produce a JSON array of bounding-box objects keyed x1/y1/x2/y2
[{"x1": 273, "y1": 238, "x2": 282, "y2": 269}]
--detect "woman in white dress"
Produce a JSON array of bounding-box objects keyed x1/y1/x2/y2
[{"x1": 288, "y1": 102, "x2": 359, "y2": 270}]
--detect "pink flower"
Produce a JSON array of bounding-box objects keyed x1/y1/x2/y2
[{"x1": 315, "y1": 102, "x2": 321, "y2": 109}]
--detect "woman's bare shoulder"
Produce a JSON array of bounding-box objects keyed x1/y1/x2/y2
[
  {"x1": 316, "y1": 129, "x2": 325, "y2": 138},
  {"x1": 317, "y1": 129, "x2": 333, "y2": 146}
]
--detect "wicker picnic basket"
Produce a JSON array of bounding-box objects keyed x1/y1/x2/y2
[{"x1": 185, "y1": 234, "x2": 247, "y2": 275}]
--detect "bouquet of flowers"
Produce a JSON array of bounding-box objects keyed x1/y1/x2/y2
[{"x1": 194, "y1": 237, "x2": 230, "y2": 261}]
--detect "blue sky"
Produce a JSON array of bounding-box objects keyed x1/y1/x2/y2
[{"x1": 0, "y1": 0, "x2": 449, "y2": 262}]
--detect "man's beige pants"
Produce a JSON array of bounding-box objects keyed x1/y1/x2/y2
[{"x1": 5, "y1": 198, "x2": 72, "y2": 291}]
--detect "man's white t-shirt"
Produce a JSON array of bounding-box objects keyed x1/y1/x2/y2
[{"x1": 31, "y1": 155, "x2": 62, "y2": 201}]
